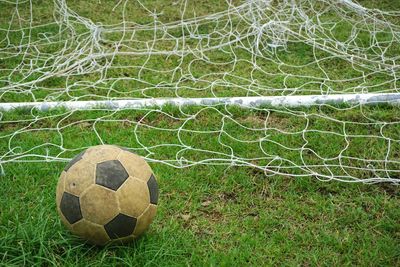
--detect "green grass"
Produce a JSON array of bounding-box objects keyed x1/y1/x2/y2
[
  {"x1": 1, "y1": 160, "x2": 399, "y2": 266},
  {"x1": 1, "y1": 0, "x2": 400, "y2": 265},
  {"x1": 1, "y1": 104, "x2": 400, "y2": 266}
]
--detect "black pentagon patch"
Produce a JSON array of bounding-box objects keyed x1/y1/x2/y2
[
  {"x1": 60, "y1": 192, "x2": 82, "y2": 224},
  {"x1": 96, "y1": 160, "x2": 129, "y2": 191},
  {"x1": 64, "y1": 150, "x2": 86, "y2": 171},
  {"x1": 147, "y1": 174, "x2": 159, "y2": 205},
  {"x1": 104, "y1": 213, "x2": 137, "y2": 239}
]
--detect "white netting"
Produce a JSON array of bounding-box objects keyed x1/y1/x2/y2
[{"x1": 0, "y1": 0, "x2": 399, "y2": 183}]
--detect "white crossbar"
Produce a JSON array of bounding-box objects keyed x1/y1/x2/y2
[{"x1": 1, "y1": 93, "x2": 400, "y2": 111}]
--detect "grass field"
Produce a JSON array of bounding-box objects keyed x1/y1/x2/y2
[
  {"x1": 1, "y1": 0, "x2": 400, "y2": 266},
  {"x1": 1, "y1": 105, "x2": 399, "y2": 266},
  {"x1": 1, "y1": 159, "x2": 399, "y2": 266}
]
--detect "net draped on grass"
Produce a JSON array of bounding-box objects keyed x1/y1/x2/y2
[{"x1": 1, "y1": 0, "x2": 400, "y2": 183}]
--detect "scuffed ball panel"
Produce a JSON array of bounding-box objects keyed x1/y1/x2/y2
[
  {"x1": 147, "y1": 174, "x2": 159, "y2": 205},
  {"x1": 71, "y1": 219, "x2": 110, "y2": 246},
  {"x1": 117, "y1": 151, "x2": 152, "y2": 182},
  {"x1": 64, "y1": 150, "x2": 86, "y2": 171},
  {"x1": 133, "y1": 204, "x2": 157, "y2": 236},
  {"x1": 104, "y1": 213, "x2": 137, "y2": 239},
  {"x1": 80, "y1": 185, "x2": 119, "y2": 225},
  {"x1": 96, "y1": 160, "x2": 129, "y2": 191},
  {"x1": 116, "y1": 177, "x2": 150, "y2": 218},
  {"x1": 59, "y1": 192, "x2": 83, "y2": 224},
  {"x1": 64, "y1": 160, "x2": 96, "y2": 196},
  {"x1": 56, "y1": 172, "x2": 74, "y2": 230},
  {"x1": 118, "y1": 146, "x2": 133, "y2": 153},
  {"x1": 56, "y1": 171, "x2": 66, "y2": 207},
  {"x1": 82, "y1": 145, "x2": 122, "y2": 164}
]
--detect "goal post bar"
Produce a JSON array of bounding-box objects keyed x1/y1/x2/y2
[{"x1": 1, "y1": 93, "x2": 400, "y2": 111}]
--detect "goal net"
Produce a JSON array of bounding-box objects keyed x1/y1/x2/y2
[{"x1": 1, "y1": 0, "x2": 400, "y2": 183}]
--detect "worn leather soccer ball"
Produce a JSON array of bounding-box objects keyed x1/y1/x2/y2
[{"x1": 56, "y1": 145, "x2": 159, "y2": 245}]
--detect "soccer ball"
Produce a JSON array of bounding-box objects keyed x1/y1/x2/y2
[{"x1": 56, "y1": 145, "x2": 159, "y2": 245}]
